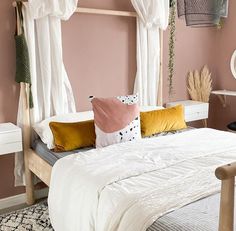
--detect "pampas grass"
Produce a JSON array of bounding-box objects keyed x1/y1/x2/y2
[{"x1": 187, "y1": 65, "x2": 212, "y2": 103}]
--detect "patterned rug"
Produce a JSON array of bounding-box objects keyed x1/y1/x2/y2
[{"x1": 0, "y1": 201, "x2": 53, "y2": 231}]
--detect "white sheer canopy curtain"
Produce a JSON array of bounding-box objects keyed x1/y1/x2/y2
[
  {"x1": 15, "y1": 0, "x2": 77, "y2": 186},
  {"x1": 131, "y1": 0, "x2": 169, "y2": 106}
]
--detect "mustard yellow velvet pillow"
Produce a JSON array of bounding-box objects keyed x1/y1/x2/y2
[
  {"x1": 140, "y1": 105, "x2": 187, "y2": 137},
  {"x1": 49, "y1": 120, "x2": 96, "y2": 152}
]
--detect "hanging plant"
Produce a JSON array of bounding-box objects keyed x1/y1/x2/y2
[{"x1": 168, "y1": 0, "x2": 176, "y2": 96}]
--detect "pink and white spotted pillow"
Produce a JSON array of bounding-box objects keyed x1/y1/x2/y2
[{"x1": 91, "y1": 94, "x2": 141, "y2": 148}]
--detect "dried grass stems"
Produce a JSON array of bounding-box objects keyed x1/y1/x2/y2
[{"x1": 187, "y1": 65, "x2": 212, "y2": 103}]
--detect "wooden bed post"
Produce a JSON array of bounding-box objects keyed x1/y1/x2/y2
[
  {"x1": 21, "y1": 82, "x2": 35, "y2": 205},
  {"x1": 216, "y1": 163, "x2": 236, "y2": 231},
  {"x1": 219, "y1": 177, "x2": 235, "y2": 231},
  {"x1": 15, "y1": 3, "x2": 35, "y2": 205}
]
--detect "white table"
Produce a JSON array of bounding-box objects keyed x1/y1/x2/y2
[
  {"x1": 166, "y1": 100, "x2": 209, "y2": 124},
  {"x1": 0, "y1": 123, "x2": 22, "y2": 155}
]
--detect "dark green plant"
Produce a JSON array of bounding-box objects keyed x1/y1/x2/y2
[{"x1": 168, "y1": 0, "x2": 176, "y2": 96}]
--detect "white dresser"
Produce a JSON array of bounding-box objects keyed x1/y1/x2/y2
[
  {"x1": 166, "y1": 100, "x2": 209, "y2": 122},
  {"x1": 0, "y1": 123, "x2": 22, "y2": 155}
]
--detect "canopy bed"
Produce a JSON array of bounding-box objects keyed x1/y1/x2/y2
[{"x1": 13, "y1": 0, "x2": 236, "y2": 231}]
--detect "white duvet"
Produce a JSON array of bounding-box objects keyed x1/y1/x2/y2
[{"x1": 48, "y1": 128, "x2": 236, "y2": 231}]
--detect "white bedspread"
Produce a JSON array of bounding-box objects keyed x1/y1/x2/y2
[{"x1": 48, "y1": 128, "x2": 236, "y2": 231}]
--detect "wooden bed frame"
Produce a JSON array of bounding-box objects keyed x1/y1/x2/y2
[
  {"x1": 16, "y1": 3, "x2": 164, "y2": 201},
  {"x1": 15, "y1": 2, "x2": 235, "y2": 231}
]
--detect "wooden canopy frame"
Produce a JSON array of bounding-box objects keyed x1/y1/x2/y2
[
  {"x1": 13, "y1": 0, "x2": 164, "y2": 203},
  {"x1": 13, "y1": 1, "x2": 234, "y2": 231},
  {"x1": 13, "y1": 0, "x2": 164, "y2": 106}
]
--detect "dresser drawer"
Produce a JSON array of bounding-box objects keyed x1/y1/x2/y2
[
  {"x1": 184, "y1": 103, "x2": 209, "y2": 122},
  {"x1": 184, "y1": 103, "x2": 209, "y2": 115},
  {"x1": 0, "y1": 142, "x2": 23, "y2": 155},
  {"x1": 0, "y1": 123, "x2": 22, "y2": 155},
  {"x1": 166, "y1": 100, "x2": 209, "y2": 123},
  {"x1": 185, "y1": 110, "x2": 208, "y2": 122},
  {"x1": 0, "y1": 130, "x2": 22, "y2": 144}
]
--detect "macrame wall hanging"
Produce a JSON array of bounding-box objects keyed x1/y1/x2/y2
[{"x1": 177, "y1": 0, "x2": 228, "y2": 27}]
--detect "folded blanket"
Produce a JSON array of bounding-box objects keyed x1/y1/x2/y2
[{"x1": 48, "y1": 128, "x2": 236, "y2": 231}]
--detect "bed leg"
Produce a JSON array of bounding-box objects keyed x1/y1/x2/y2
[
  {"x1": 25, "y1": 168, "x2": 35, "y2": 205},
  {"x1": 24, "y1": 149, "x2": 35, "y2": 205},
  {"x1": 218, "y1": 177, "x2": 235, "y2": 231},
  {"x1": 203, "y1": 119, "x2": 208, "y2": 128}
]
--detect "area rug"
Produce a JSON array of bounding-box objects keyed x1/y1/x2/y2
[{"x1": 0, "y1": 201, "x2": 53, "y2": 231}]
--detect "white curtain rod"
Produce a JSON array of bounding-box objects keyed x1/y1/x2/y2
[{"x1": 12, "y1": 1, "x2": 137, "y2": 17}]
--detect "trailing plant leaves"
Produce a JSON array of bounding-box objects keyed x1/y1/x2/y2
[{"x1": 168, "y1": 0, "x2": 176, "y2": 96}]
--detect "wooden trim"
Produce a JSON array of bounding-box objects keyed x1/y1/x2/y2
[
  {"x1": 75, "y1": 7, "x2": 137, "y2": 17},
  {"x1": 0, "y1": 188, "x2": 48, "y2": 210},
  {"x1": 12, "y1": 2, "x2": 137, "y2": 18},
  {"x1": 28, "y1": 149, "x2": 52, "y2": 186},
  {"x1": 21, "y1": 83, "x2": 35, "y2": 205}
]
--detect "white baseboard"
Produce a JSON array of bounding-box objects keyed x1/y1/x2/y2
[{"x1": 0, "y1": 188, "x2": 49, "y2": 210}]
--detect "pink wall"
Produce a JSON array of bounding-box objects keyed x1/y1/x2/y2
[
  {"x1": 207, "y1": 0, "x2": 236, "y2": 130},
  {"x1": 163, "y1": 20, "x2": 217, "y2": 104},
  {"x1": 0, "y1": 0, "x2": 235, "y2": 199},
  {"x1": 62, "y1": 10, "x2": 136, "y2": 110},
  {"x1": 0, "y1": 0, "x2": 25, "y2": 199},
  {"x1": 162, "y1": 18, "x2": 219, "y2": 128}
]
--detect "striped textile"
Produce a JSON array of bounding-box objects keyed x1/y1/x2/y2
[{"x1": 148, "y1": 191, "x2": 236, "y2": 231}]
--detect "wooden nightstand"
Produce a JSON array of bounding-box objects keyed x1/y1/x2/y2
[
  {"x1": 166, "y1": 100, "x2": 209, "y2": 123},
  {"x1": 0, "y1": 123, "x2": 22, "y2": 155}
]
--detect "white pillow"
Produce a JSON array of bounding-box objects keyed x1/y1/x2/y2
[
  {"x1": 140, "y1": 105, "x2": 164, "y2": 112},
  {"x1": 91, "y1": 94, "x2": 141, "y2": 148},
  {"x1": 33, "y1": 111, "x2": 94, "y2": 149}
]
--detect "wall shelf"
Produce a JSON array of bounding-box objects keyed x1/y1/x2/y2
[{"x1": 211, "y1": 90, "x2": 236, "y2": 107}]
